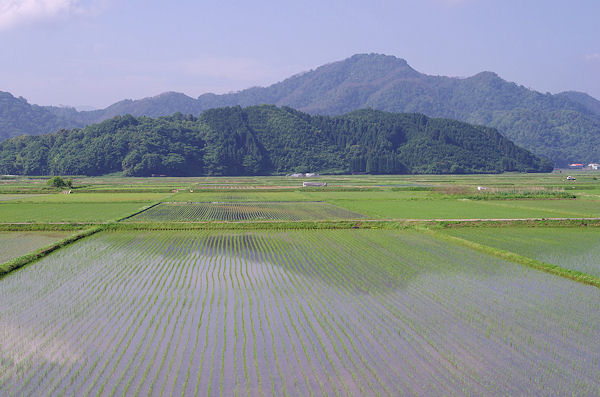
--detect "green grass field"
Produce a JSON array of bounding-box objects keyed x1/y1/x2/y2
[
  {"x1": 326, "y1": 197, "x2": 597, "y2": 219},
  {"x1": 0, "y1": 203, "x2": 151, "y2": 223}
]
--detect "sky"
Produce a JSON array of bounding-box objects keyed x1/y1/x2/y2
[{"x1": 1, "y1": 0, "x2": 599, "y2": 109}]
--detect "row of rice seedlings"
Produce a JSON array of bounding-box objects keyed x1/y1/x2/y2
[
  {"x1": 0, "y1": 242, "x2": 107, "y2": 392},
  {"x1": 131, "y1": 234, "x2": 207, "y2": 397},
  {"x1": 144, "y1": 237, "x2": 198, "y2": 397},
  {"x1": 84, "y1": 237, "x2": 181, "y2": 395},
  {"x1": 44, "y1": 234, "x2": 169, "y2": 394},
  {"x1": 320, "y1": 230, "x2": 475, "y2": 394},
  {"x1": 205, "y1": 233, "x2": 226, "y2": 396},
  {"x1": 110, "y1": 234, "x2": 193, "y2": 395},
  {"x1": 242, "y1": 235, "x2": 319, "y2": 396},
  {"x1": 296, "y1": 230, "x2": 516, "y2": 394},
  {"x1": 9, "y1": 230, "x2": 169, "y2": 394},
  {"x1": 5, "y1": 235, "x2": 149, "y2": 394},
  {"x1": 285, "y1": 232, "x2": 397, "y2": 395},
  {"x1": 127, "y1": 201, "x2": 363, "y2": 222},
  {"x1": 313, "y1": 231, "x2": 459, "y2": 389},
  {"x1": 180, "y1": 235, "x2": 216, "y2": 396},
  {"x1": 298, "y1": 233, "x2": 404, "y2": 389},
  {"x1": 193, "y1": 234, "x2": 225, "y2": 396},
  {"x1": 348, "y1": 229, "x2": 599, "y2": 394},
  {"x1": 286, "y1": 232, "x2": 398, "y2": 392},
  {"x1": 336, "y1": 231, "x2": 540, "y2": 393},
  {"x1": 230, "y1": 236, "x2": 241, "y2": 397},
  {"x1": 44, "y1": 234, "x2": 169, "y2": 396},
  {"x1": 340, "y1": 230, "x2": 523, "y2": 393},
  {"x1": 3, "y1": 230, "x2": 597, "y2": 394},
  {"x1": 82, "y1": 233, "x2": 188, "y2": 396},
  {"x1": 256, "y1": 234, "x2": 360, "y2": 396},
  {"x1": 241, "y1": 236, "x2": 274, "y2": 396},
  {"x1": 258, "y1": 233, "x2": 355, "y2": 393},
  {"x1": 161, "y1": 236, "x2": 207, "y2": 396},
  {"x1": 255, "y1": 234, "x2": 340, "y2": 396},
  {"x1": 243, "y1": 236, "x2": 293, "y2": 396}
]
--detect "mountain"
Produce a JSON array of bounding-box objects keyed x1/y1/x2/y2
[
  {"x1": 555, "y1": 91, "x2": 600, "y2": 116},
  {"x1": 0, "y1": 92, "x2": 83, "y2": 140},
  {"x1": 1, "y1": 54, "x2": 599, "y2": 165},
  {"x1": 0, "y1": 106, "x2": 551, "y2": 176}
]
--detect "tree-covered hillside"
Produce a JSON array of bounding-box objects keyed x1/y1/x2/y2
[
  {"x1": 0, "y1": 106, "x2": 552, "y2": 176},
  {"x1": 2, "y1": 54, "x2": 599, "y2": 165},
  {"x1": 0, "y1": 92, "x2": 84, "y2": 140}
]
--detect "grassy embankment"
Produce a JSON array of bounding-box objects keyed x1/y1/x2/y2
[{"x1": 0, "y1": 226, "x2": 105, "y2": 277}]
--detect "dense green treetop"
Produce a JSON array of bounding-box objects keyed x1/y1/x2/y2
[{"x1": 0, "y1": 106, "x2": 552, "y2": 176}]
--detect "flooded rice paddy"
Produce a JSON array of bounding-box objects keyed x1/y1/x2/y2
[
  {"x1": 0, "y1": 230, "x2": 598, "y2": 396},
  {"x1": 125, "y1": 202, "x2": 364, "y2": 222}
]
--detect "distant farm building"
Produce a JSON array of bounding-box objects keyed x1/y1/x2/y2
[
  {"x1": 302, "y1": 182, "x2": 327, "y2": 187},
  {"x1": 588, "y1": 163, "x2": 599, "y2": 170},
  {"x1": 568, "y1": 163, "x2": 584, "y2": 169},
  {"x1": 289, "y1": 172, "x2": 321, "y2": 178}
]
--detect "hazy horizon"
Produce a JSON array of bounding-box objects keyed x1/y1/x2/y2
[{"x1": 1, "y1": 0, "x2": 599, "y2": 108}]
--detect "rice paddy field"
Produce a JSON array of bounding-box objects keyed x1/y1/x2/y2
[
  {"x1": 0, "y1": 229, "x2": 598, "y2": 396},
  {"x1": 126, "y1": 202, "x2": 364, "y2": 222},
  {"x1": 0, "y1": 232, "x2": 73, "y2": 263},
  {"x1": 1, "y1": 173, "x2": 600, "y2": 396},
  {"x1": 445, "y1": 226, "x2": 600, "y2": 278},
  {"x1": 0, "y1": 203, "x2": 152, "y2": 223}
]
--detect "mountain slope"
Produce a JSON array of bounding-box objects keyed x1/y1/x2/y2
[
  {"x1": 0, "y1": 106, "x2": 551, "y2": 176},
  {"x1": 1, "y1": 54, "x2": 599, "y2": 165},
  {"x1": 0, "y1": 92, "x2": 84, "y2": 140}
]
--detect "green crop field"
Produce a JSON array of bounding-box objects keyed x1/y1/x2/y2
[
  {"x1": 1, "y1": 173, "x2": 600, "y2": 396},
  {"x1": 0, "y1": 232, "x2": 73, "y2": 263},
  {"x1": 326, "y1": 197, "x2": 592, "y2": 219},
  {"x1": 0, "y1": 203, "x2": 151, "y2": 223},
  {"x1": 2, "y1": 193, "x2": 171, "y2": 203},
  {"x1": 0, "y1": 229, "x2": 598, "y2": 396},
  {"x1": 445, "y1": 226, "x2": 600, "y2": 277},
  {"x1": 125, "y1": 202, "x2": 365, "y2": 222}
]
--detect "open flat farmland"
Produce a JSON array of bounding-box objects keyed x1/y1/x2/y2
[
  {"x1": 0, "y1": 232, "x2": 72, "y2": 263},
  {"x1": 126, "y1": 202, "x2": 364, "y2": 222},
  {"x1": 445, "y1": 226, "x2": 600, "y2": 277},
  {"x1": 0, "y1": 203, "x2": 152, "y2": 223},
  {"x1": 327, "y1": 197, "x2": 600, "y2": 220},
  {"x1": 0, "y1": 230, "x2": 598, "y2": 396}
]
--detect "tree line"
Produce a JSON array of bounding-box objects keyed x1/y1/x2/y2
[{"x1": 0, "y1": 105, "x2": 552, "y2": 176}]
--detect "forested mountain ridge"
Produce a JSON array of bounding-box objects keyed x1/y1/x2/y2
[
  {"x1": 2, "y1": 54, "x2": 599, "y2": 165},
  {"x1": 0, "y1": 106, "x2": 552, "y2": 176}
]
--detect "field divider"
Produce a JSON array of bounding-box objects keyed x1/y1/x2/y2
[
  {"x1": 420, "y1": 227, "x2": 600, "y2": 289},
  {"x1": 116, "y1": 202, "x2": 163, "y2": 222},
  {"x1": 107, "y1": 217, "x2": 600, "y2": 231},
  {"x1": 0, "y1": 225, "x2": 105, "y2": 278}
]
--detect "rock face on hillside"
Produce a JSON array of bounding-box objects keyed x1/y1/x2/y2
[
  {"x1": 0, "y1": 105, "x2": 552, "y2": 176},
  {"x1": 2, "y1": 54, "x2": 599, "y2": 165}
]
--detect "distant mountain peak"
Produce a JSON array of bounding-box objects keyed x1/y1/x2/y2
[{"x1": 1, "y1": 53, "x2": 600, "y2": 165}]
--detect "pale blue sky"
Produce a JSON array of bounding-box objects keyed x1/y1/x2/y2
[{"x1": 1, "y1": 0, "x2": 599, "y2": 108}]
